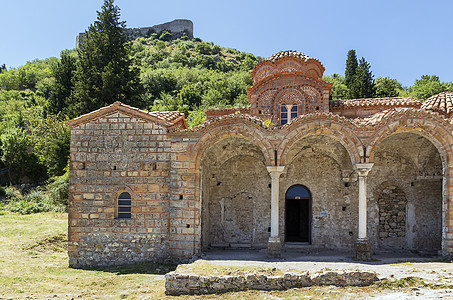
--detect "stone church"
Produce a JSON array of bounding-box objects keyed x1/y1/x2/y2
[{"x1": 67, "y1": 51, "x2": 453, "y2": 267}]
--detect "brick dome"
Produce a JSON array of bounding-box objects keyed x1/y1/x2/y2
[{"x1": 421, "y1": 92, "x2": 453, "y2": 117}]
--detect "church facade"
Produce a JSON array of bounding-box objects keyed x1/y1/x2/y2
[{"x1": 67, "y1": 51, "x2": 453, "y2": 267}]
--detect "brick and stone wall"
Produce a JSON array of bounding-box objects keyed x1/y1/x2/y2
[
  {"x1": 68, "y1": 111, "x2": 173, "y2": 267},
  {"x1": 68, "y1": 107, "x2": 453, "y2": 266}
]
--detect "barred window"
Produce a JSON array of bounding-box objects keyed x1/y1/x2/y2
[{"x1": 117, "y1": 192, "x2": 131, "y2": 219}]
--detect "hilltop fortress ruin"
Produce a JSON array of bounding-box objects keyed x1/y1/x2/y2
[{"x1": 76, "y1": 19, "x2": 193, "y2": 48}]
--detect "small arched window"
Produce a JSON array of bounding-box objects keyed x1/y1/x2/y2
[
  {"x1": 117, "y1": 192, "x2": 131, "y2": 219},
  {"x1": 280, "y1": 103, "x2": 298, "y2": 125}
]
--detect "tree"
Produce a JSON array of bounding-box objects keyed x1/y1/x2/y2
[
  {"x1": 410, "y1": 75, "x2": 452, "y2": 101},
  {"x1": 375, "y1": 77, "x2": 401, "y2": 98},
  {"x1": 0, "y1": 127, "x2": 30, "y2": 184},
  {"x1": 345, "y1": 50, "x2": 358, "y2": 89},
  {"x1": 177, "y1": 84, "x2": 201, "y2": 107},
  {"x1": 349, "y1": 57, "x2": 375, "y2": 98},
  {"x1": 46, "y1": 50, "x2": 77, "y2": 116},
  {"x1": 27, "y1": 113, "x2": 70, "y2": 177},
  {"x1": 67, "y1": 0, "x2": 142, "y2": 118},
  {"x1": 323, "y1": 74, "x2": 349, "y2": 100}
]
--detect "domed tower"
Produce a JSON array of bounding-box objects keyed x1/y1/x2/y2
[{"x1": 248, "y1": 50, "x2": 333, "y2": 125}]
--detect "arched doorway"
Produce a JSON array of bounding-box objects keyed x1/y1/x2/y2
[{"x1": 285, "y1": 185, "x2": 311, "y2": 243}]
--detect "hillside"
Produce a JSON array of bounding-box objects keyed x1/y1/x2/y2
[
  {"x1": 0, "y1": 32, "x2": 452, "y2": 189},
  {"x1": 0, "y1": 35, "x2": 262, "y2": 187}
]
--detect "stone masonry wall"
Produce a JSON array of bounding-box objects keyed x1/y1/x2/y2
[
  {"x1": 368, "y1": 132, "x2": 442, "y2": 252},
  {"x1": 201, "y1": 137, "x2": 271, "y2": 249},
  {"x1": 76, "y1": 19, "x2": 193, "y2": 48},
  {"x1": 378, "y1": 186, "x2": 407, "y2": 239},
  {"x1": 68, "y1": 112, "x2": 172, "y2": 267},
  {"x1": 68, "y1": 110, "x2": 453, "y2": 266},
  {"x1": 165, "y1": 270, "x2": 379, "y2": 295}
]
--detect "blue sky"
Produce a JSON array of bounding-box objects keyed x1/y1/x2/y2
[{"x1": 1, "y1": 0, "x2": 452, "y2": 86}]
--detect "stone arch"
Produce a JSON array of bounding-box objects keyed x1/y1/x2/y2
[
  {"x1": 277, "y1": 60, "x2": 303, "y2": 73},
  {"x1": 273, "y1": 87, "x2": 306, "y2": 125},
  {"x1": 193, "y1": 121, "x2": 274, "y2": 169},
  {"x1": 368, "y1": 118, "x2": 451, "y2": 254},
  {"x1": 300, "y1": 86, "x2": 322, "y2": 104},
  {"x1": 254, "y1": 65, "x2": 276, "y2": 82},
  {"x1": 199, "y1": 134, "x2": 272, "y2": 249},
  {"x1": 367, "y1": 116, "x2": 453, "y2": 166},
  {"x1": 256, "y1": 89, "x2": 277, "y2": 116},
  {"x1": 278, "y1": 118, "x2": 363, "y2": 167}
]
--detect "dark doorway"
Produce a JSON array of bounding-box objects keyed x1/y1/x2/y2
[{"x1": 285, "y1": 185, "x2": 311, "y2": 243}]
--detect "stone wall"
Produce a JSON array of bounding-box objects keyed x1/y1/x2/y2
[
  {"x1": 68, "y1": 107, "x2": 453, "y2": 266},
  {"x1": 378, "y1": 186, "x2": 407, "y2": 239},
  {"x1": 165, "y1": 271, "x2": 379, "y2": 295},
  {"x1": 68, "y1": 112, "x2": 173, "y2": 267},
  {"x1": 201, "y1": 137, "x2": 271, "y2": 249},
  {"x1": 368, "y1": 132, "x2": 443, "y2": 252},
  {"x1": 76, "y1": 19, "x2": 193, "y2": 48}
]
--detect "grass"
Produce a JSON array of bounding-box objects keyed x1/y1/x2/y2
[
  {"x1": 378, "y1": 277, "x2": 453, "y2": 290},
  {"x1": 0, "y1": 212, "x2": 168, "y2": 299},
  {"x1": 0, "y1": 212, "x2": 451, "y2": 299}
]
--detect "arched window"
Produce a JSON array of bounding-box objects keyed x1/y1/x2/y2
[
  {"x1": 117, "y1": 192, "x2": 131, "y2": 219},
  {"x1": 280, "y1": 103, "x2": 298, "y2": 125}
]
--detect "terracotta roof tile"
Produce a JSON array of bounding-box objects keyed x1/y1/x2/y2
[
  {"x1": 421, "y1": 92, "x2": 453, "y2": 116},
  {"x1": 67, "y1": 101, "x2": 187, "y2": 128},
  {"x1": 267, "y1": 50, "x2": 314, "y2": 63},
  {"x1": 330, "y1": 97, "x2": 421, "y2": 109},
  {"x1": 147, "y1": 110, "x2": 185, "y2": 123},
  {"x1": 173, "y1": 113, "x2": 266, "y2": 132}
]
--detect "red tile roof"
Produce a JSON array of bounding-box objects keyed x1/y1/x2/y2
[
  {"x1": 421, "y1": 92, "x2": 453, "y2": 116},
  {"x1": 330, "y1": 97, "x2": 421, "y2": 109},
  {"x1": 267, "y1": 51, "x2": 314, "y2": 63},
  {"x1": 66, "y1": 101, "x2": 187, "y2": 129}
]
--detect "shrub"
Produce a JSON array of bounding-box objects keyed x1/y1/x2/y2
[
  {"x1": 46, "y1": 171, "x2": 69, "y2": 209},
  {"x1": 0, "y1": 170, "x2": 68, "y2": 214},
  {"x1": 159, "y1": 30, "x2": 172, "y2": 42}
]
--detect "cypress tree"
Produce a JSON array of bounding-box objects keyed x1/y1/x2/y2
[
  {"x1": 67, "y1": 0, "x2": 142, "y2": 118},
  {"x1": 349, "y1": 57, "x2": 376, "y2": 99},
  {"x1": 345, "y1": 49, "x2": 358, "y2": 90}
]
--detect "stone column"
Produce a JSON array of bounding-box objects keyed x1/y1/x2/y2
[
  {"x1": 266, "y1": 166, "x2": 285, "y2": 258},
  {"x1": 355, "y1": 163, "x2": 374, "y2": 260}
]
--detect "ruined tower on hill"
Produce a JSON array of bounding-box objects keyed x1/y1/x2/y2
[{"x1": 76, "y1": 19, "x2": 193, "y2": 48}]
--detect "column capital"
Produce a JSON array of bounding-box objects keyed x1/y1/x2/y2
[
  {"x1": 266, "y1": 166, "x2": 285, "y2": 175},
  {"x1": 354, "y1": 163, "x2": 374, "y2": 177}
]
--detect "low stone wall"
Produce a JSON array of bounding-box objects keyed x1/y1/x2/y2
[{"x1": 165, "y1": 270, "x2": 379, "y2": 295}]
